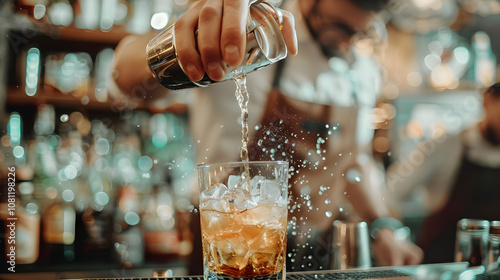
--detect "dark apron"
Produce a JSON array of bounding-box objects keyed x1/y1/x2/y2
[
  {"x1": 247, "y1": 62, "x2": 361, "y2": 270},
  {"x1": 417, "y1": 147, "x2": 500, "y2": 264}
]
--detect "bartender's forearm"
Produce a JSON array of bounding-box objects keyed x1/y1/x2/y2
[
  {"x1": 344, "y1": 159, "x2": 392, "y2": 223},
  {"x1": 112, "y1": 31, "x2": 167, "y2": 102},
  {"x1": 346, "y1": 164, "x2": 424, "y2": 266},
  {"x1": 346, "y1": 178, "x2": 391, "y2": 223}
]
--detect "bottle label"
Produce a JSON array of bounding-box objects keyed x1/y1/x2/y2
[
  {"x1": 15, "y1": 213, "x2": 40, "y2": 264},
  {"x1": 43, "y1": 205, "x2": 76, "y2": 245},
  {"x1": 144, "y1": 230, "x2": 180, "y2": 255}
]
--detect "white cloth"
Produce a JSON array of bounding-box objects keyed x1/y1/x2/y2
[{"x1": 386, "y1": 124, "x2": 500, "y2": 217}]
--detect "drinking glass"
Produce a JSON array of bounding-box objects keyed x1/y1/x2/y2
[
  {"x1": 198, "y1": 161, "x2": 289, "y2": 280},
  {"x1": 487, "y1": 221, "x2": 500, "y2": 269},
  {"x1": 455, "y1": 218, "x2": 489, "y2": 267}
]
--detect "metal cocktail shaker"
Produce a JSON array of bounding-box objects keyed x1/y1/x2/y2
[
  {"x1": 146, "y1": 1, "x2": 287, "y2": 90},
  {"x1": 330, "y1": 220, "x2": 372, "y2": 270}
]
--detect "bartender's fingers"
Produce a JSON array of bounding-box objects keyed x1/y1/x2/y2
[
  {"x1": 403, "y1": 243, "x2": 424, "y2": 265},
  {"x1": 372, "y1": 228, "x2": 407, "y2": 266},
  {"x1": 175, "y1": 0, "x2": 206, "y2": 82},
  {"x1": 221, "y1": 0, "x2": 250, "y2": 67},
  {"x1": 198, "y1": 0, "x2": 227, "y2": 81},
  {"x1": 373, "y1": 228, "x2": 424, "y2": 266},
  {"x1": 281, "y1": 10, "x2": 298, "y2": 56}
]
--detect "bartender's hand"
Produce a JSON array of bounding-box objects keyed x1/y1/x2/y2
[
  {"x1": 371, "y1": 228, "x2": 424, "y2": 266},
  {"x1": 174, "y1": 0, "x2": 298, "y2": 82}
]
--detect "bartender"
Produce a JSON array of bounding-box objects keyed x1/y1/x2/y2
[{"x1": 110, "y1": 0, "x2": 423, "y2": 272}]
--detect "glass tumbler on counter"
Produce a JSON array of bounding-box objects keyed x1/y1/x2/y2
[
  {"x1": 198, "y1": 161, "x2": 289, "y2": 280},
  {"x1": 455, "y1": 219, "x2": 490, "y2": 267},
  {"x1": 487, "y1": 221, "x2": 500, "y2": 268}
]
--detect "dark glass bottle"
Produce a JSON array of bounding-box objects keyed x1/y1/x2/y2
[
  {"x1": 0, "y1": 169, "x2": 9, "y2": 273},
  {"x1": 15, "y1": 182, "x2": 41, "y2": 270},
  {"x1": 39, "y1": 183, "x2": 77, "y2": 264},
  {"x1": 78, "y1": 176, "x2": 112, "y2": 263},
  {"x1": 112, "y1": 184, "x2": 144, "y2": 268},
  {"x1": 143, "y1": 182, "x2": 180, "y2": 263}
]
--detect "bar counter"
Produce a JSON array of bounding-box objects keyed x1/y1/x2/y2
[{"x1": 3, "y1": 262, "x2": 500, "y2": 280}]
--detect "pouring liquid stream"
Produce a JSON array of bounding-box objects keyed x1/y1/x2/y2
[{"x1": 233, "y1": 73, "x2": 251, "y2": 190}]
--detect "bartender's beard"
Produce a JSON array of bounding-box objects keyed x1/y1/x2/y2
[
  {"x1": 316, "y1": 35, "x2": 355, "y2": 64},
  {"x1": 480, "y1": 121, "x2": 500, "y2": 146},
  {"x1": 304, "y1": 17, "x2": 355, "y2": 64}
]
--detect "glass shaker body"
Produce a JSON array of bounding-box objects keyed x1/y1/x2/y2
[
  {"x1": 487, "y1": 221, "x2": 500, "y2": 268},
  {"x1": 146, "y1": 2, "x2": 287, "y2": 90},
  {"x1": 455, "y1": 218, "x2": 489, "y2": 267}
]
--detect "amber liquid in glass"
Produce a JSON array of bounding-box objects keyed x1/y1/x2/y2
[{"x1": 200, "y1": 202, "x2": 287, "y2": 278}]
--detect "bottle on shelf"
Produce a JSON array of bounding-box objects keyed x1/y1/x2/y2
[
  {"x1": 39, "y1": 180, "x2": 77, "y2": 264},
  {"x1": 27, "y1": 104, "x2": 76, "y2": 265},
  {"x1": 76, "y1": 168, "x2": 113, "y2": 262},
  {"x1": 143, "y1": 179, "x2": 181, "y2": 263},
  {"x1": 14, "y1": 181, "x2": 41, "y2": 267},
  {"x1": 16, "y1": 0, "x2": 49, "y2": 20},
  {"x1": 29, "y1": 104, "x2": 59, "y2": 196},
  {"x1": 0, "y1": 168, "x2": 10, "y2": 273},
  {"x1": 112, "y1": 184, "x2": 144, "y2": 268},
  {"x1": 472, "y1": 31, "x2": 497, "y2": 88}
]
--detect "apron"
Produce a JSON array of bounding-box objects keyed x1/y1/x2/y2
[
  {"x1": 417, "y1": 146, "x2": 500, "y2": 264},
  {"x1": 246, "y1": 61, "x2": 362, "y2": 270}
]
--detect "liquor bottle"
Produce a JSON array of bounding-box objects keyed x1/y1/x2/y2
[
  {"x1": 472, "y1": 31, "x2": 496, "y2": 88},
  {"x1": 112, "y1": 184, "x2": 144, "y2": 268},
  {"x1": 39, "y1": 182, "x2": 77, "y2": 264},
  {"x1": 143, "y1": 181, "x2": 181, "y2": 263},
  {"x1": 78, "y1": 169, "x2": 112, "y2": 262},
  {"x1": 74, "y1": 0, "x2": 100, "y2": 30},
  {"x1": 0, "y1": 169, "x2": 9, "y2": 273},
  {"x1": 15, "y1": 182, "x2": 41, "y2": 267},
  {"x1": 16, "y1": 0, "x2": 49, "y2": 19},
  {"x1": 30, "y1": 105, "x2": 59, "y2": 196}
]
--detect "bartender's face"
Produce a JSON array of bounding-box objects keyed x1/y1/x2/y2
[{"x1": 302, "y1": 0, "x2": 375, "y2": 58}]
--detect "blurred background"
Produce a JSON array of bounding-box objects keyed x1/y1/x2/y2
[{"x1": 0, "y1": 0, "x2": 499, "y2": 277}]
